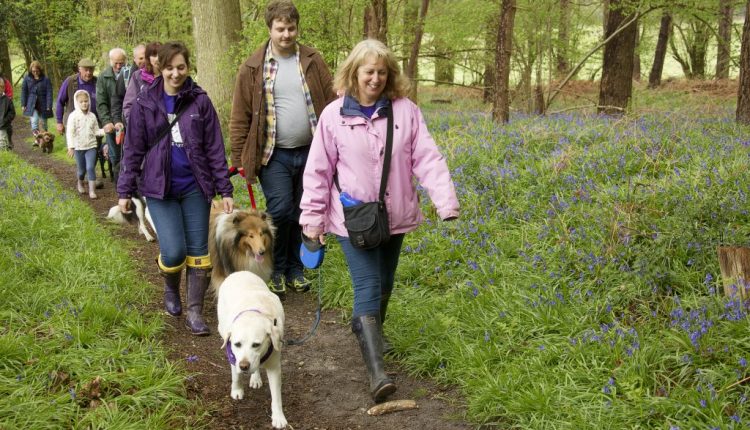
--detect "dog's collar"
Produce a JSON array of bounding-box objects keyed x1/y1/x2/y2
[{"x1": 225, "y1": 336, "x2": 275, "y2": 366}]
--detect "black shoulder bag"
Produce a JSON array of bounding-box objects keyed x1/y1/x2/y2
[{"x1": 335, "y1": 106, "x2": 394, "y2": 249}]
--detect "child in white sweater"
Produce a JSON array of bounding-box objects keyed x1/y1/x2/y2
[{"x1": 66, "y1": 90, "x2": 104, "y2": 198}]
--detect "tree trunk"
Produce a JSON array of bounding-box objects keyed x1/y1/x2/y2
[
  {"x1": 402, "y1": 0, "x2": 419, "y2": 72},
  {"x1": 483, "y1": 14, "x2": 497, "y2": 104},
  {"x1": 598, "y1": 0, "x2": 637, "y2": 115},
  {"x1": 364, "y1": 0, "x2": 388, "y2": 43},
  {"x1": 556, "y1": 0, "x2": 571, "y2": 76},
  {"x1": 633, "y1": 21, "x2": 642, "y2": 81},
  {"x1": 737, "y1": 0, "x2": 750, "y2": 124},
  {"x1": 406, "y1": 0, "x2": 428, "y2": 102},
  {"x1": 0, "y1": 31, "x2": 11, "y2": 85},
  {"x1": 492, "y1": 0, "x2": 516, "y2": 123},
  {"x1": 190, "y1": 0, "x2": 242, "y2": 120},
  {"x1": 716, "y1": 0, "x2": 733, "y2": 79},
  {"x1": 434, "y1": 37, "x2": 454, "y2": 85},
  {"x1": 717, "y1": 246, "x2": 750, "y2": 299},
  {"x1": 688, "y1": 20, "x2": 710, "y2": 79},
  {"x1": 534, "y1": 40, "x2": 545, "y2": 115},
  {"x1": 648, "y1": 11, "x2": 671, "y2": 88}
]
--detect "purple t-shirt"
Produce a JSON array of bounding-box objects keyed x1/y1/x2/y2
[
  {"x1": 360, "y1": 103, "x2": 377, "y2": 118},
  {"x1": 164, "y1": 94, "x2": 196, "y2": 197}
]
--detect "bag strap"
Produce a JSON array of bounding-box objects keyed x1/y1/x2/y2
[
  {"x1": 151, "y1": 106, "x2": 186, "y2": 148},
  {"x1": 334, "y1": 104, "x2": 394, "y2": 202}
]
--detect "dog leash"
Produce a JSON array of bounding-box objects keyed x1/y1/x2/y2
[
  {"x1": 285, "y1": 269, "x2": 323, "y2": 346},
  {"x1": 228, "y1": 166, "x2": 257, "y2": 209}
]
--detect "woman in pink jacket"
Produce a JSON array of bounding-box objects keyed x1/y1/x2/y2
[{"x1": 300, "y1": 39, "x2": 459, "y2": 403}]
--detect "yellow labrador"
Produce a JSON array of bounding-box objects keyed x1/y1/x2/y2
[{"x1": 217, "y1": 271, "x2": 286, "y2": 429}]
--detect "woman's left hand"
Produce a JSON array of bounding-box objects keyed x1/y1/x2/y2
[{"x1": 221, "y1": 197, "x2": 234, "y2": 214}]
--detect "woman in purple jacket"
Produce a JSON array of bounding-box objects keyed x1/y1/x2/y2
[{"x1": 117, "y1": 41, "x2": 234, "y2": 336}]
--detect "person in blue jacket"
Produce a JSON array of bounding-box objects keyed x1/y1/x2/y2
[{"x1": 20, "y1": 61, "x2": 53, "y2": 137}]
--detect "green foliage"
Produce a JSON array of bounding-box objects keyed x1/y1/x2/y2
[{"x1": 0, "y1": 152, "x2": 200, "y2": 428}]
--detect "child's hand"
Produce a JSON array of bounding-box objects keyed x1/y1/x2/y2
[{"x1": 67, "y1": 148, "x2": 74, "y2": 158}]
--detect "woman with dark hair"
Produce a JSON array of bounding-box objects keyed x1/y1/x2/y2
[
  {"x1": 20, "y1": 61, "x2": 53, "y2": 136},
  {"x1": 117, "y1": 41, "x2": 234, "y2": 336},
  {"x1": 122, "y1": 41, "x2": 162, "y2": 122}
]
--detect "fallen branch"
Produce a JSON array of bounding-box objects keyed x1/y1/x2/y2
[{"x1": 367, "y1": 399, "x2": 418, "y2": 416}]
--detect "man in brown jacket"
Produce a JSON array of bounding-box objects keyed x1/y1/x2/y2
[{"x1": 229, "y1": 0, "x2": 336, "y2": 296}]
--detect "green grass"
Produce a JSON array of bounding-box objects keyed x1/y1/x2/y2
[
  {"x1": 0, "y1": 152, "x2": 201, "y2": 428},
  {"x1": 317, "y1": 85, "x2": 750, "y2": 429}
]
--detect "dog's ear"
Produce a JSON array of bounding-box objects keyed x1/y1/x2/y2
[
  {"x1": 270, "y1": 320, "x2": 283, "y2": 352},
  {"x1": 233, "y1": 231, "x2": 245, "y2": 248},
  {"x1": 220, "y1": 331, "x2": 230, "y2": 349},
  {"x1": 233, "y1": 212, "x2": 247, "y2": 224}
]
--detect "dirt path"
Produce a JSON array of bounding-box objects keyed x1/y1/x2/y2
[{"x1": 12, "y1": 117, "x2": 474, "y2": 430}]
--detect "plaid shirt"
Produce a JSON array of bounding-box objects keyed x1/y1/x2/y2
[{"x1": 262, "y1": 42, "x2": 318, "y2": 166}]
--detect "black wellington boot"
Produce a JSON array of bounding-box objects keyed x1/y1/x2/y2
[
  {"x1": 185, "y1": 267, "x2": 210, "y2": 336},
  {"x1": 380, "y1": 293, "x2": 394, "y2": 355},
  {"x1": 352, "y1": 314, "x2": 396, "y2": 403},
  {"x1": 159, "y1": 269, "x2": 182, "y2": 316}
]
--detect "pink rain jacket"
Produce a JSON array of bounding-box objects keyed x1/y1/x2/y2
[{"x1": 300, "y1": 96, "x2": 459, "y2": 238}]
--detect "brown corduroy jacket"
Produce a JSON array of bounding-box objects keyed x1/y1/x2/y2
[{"x1": 229, "y1": 41, "x2": 336, "y2": 182}]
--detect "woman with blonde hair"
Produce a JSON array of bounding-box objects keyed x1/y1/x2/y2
[
  {"x1": 20, "y1": 60, "x2": 53, "y2": 136},
  {"x1": 299, "y1": 39, "x2": 459, "y2": 403}
]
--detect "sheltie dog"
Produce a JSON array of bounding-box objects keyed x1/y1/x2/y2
[{"x1": 209, "y1": 206, "x2": 275, "y2": 292}]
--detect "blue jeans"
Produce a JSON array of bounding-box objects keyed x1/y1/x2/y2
[
  {"x1": 105, "y1": 132, "x2": 121, "y2": 172},
  {"x1": 74, "y1": 148, "x2": 97, "y2": 181},
  {"x1": 30, "y1": 110, "x2": 48, "y2": 133},
  {"x1": 258, "y1": 146, "x2": 309, "y2": 279},
  {"x1": 337, "y1": 234, "x2": 405, "y2": 318},
  {"x1": 146, "y1": 189, "x2": 210, "y2": 268}
]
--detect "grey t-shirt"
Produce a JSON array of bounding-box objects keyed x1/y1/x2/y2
[{"x1": 274, "y1": 54, "x2": 312, "y2": 149}]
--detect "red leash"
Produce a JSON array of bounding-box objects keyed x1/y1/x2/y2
[{"x1": 228, "y1": 166, "x2": 257, "y2": 209}]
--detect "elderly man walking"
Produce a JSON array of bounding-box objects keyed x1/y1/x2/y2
[
  {"x1": 56, "y1": 58, "x2": 99, "y2": 135},
  {"x1": 97, "y1": 48, "x2": 127, "y2": 183}
]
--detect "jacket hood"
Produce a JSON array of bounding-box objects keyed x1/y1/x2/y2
[{"x1": 73, "y1": 89, "x2": 91, "y2": 112}]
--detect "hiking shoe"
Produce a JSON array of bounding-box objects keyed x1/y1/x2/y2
[
  {"x1": 288, "y1": 274, "x2": 311, "y2": 292},
  {"x1": 269, "y1": 274, "x2": 286, "y2": 299}
]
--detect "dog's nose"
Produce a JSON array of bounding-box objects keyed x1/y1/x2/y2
[{"x1": 239, "y1": 361, "x2": 249, "y2": 372}]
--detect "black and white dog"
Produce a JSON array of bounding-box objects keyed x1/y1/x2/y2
[{"x1": 106, "y1": 196, "x2": 157, "y2": 242}]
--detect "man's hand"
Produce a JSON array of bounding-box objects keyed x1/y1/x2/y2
[
  {"x1": 103, "y1": 123, "x2": 115, "y2": 134},
  {"x1": 56, "y1": 123, "x2": 64, "y2": 135}
]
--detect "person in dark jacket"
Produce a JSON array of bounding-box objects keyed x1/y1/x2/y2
[
  {"x1": 117, "y1": 41, "x2": 234, "y2": 336},
  {"x1": 20, "y1": 61, "x2": 53, "y2": 136},
  {"x1": 0, "y1": 77, "x2": 16, "y2": 150},
  {"x1": 97, "y1": 47, "x2": 127, "y2": 184}
]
